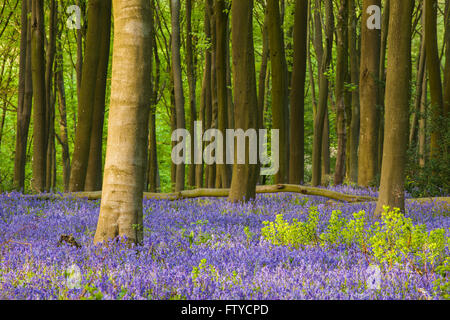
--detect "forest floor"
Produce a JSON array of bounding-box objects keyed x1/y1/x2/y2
[{"x1": 0, "y1": 186, "x2": 448, "y2": 300}]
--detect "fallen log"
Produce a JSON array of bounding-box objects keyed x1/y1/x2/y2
[{"x1": 27, "y1": 184, "x2": 377, "y2": 203}]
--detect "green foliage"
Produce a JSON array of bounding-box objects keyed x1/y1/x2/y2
[
  {"x1": 434, "y1": 257, "x2": 450, "y2": 300},
  {"x1": 261, "y1": 206, "x2": 449, "y2": 274},
  {"x1": 261, "y1": 207, "x2": 320, "y2": 249}
]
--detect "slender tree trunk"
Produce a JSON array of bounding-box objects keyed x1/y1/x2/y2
[
  {"x1": 312, "y1": 0, "x2": 333, "y2": 186},
  {"x1": 289, "y1": 0, "x2": 308, "y2": 184},
  {"x1": 258, "y1": 10, "x2": 269, "y2": 130},
  {"x1": 228, "y1": 0, "x2": 259, "y2": 202},
  {"x1": 377, "y1": 0, "x2": 389, "y2": 172},
  {"x1": 186, "y1": 0, "x2": 197, "y2": 188},
  {"x1": 148, "y1": 1, "x2": 158, "y2": 193},
  {"x1": 348, "y1": 0, "x2": 360, "y2": 183},
  {"x1": 14, "y1": 0, "x2": 32, "y2": 191},
  {"x1": 443, "y1": 0, "x2": 450, "y2": 123},
  {"x1": 197, "y1": 1, "x2": 213, "y2": 188},
  {"x1": 267, "y1": 0, "x2": 289, "y2": 183},
  {"x1": 410, "y1": 6, "x2": 426, "y2": 147},
  {"x1": 75, "y1": 0, "x2": 84, "y2": 98},
  {"x1": 171, "y1": 0, "x2": 186, "y2": 193},
  {"x1": 85, "y1": 0, "x2": 112, "y2": 191},
  {"x1": 419, "y1": 74, "x2": 427, "y2": 168},
  {"x1": 425, "y1": 0, "x2": 444, "y2": 163},
  {"x1": 94, "y1": 0, "x2": 152, "y2": 245},
  {"x1": 31, "y1": 0, "x2": 47, "y2": 193},
  {"x1": 55, "y1": 39, "x2": 71, "y2": 192},
  {"x1": 215, "y1": 0, "x2": 230, "y2": 188},
  {"x1": 45, "y1": 0, "x2": 57, "y2": 191},
  {"x1": 208, "y1": 1, "x2": 217, "y2": 189},
  {"x1": 70, "y1": 0, "x2": 110, "y2": 192},
  {"x1": 375, "y1": 0, "x2": 413, "y2": 216},
  {"x1": 334, "y1": 0, "x2": 349, "y2": 185},
  {"x1": 358, "y1": 0, "x2": 381, "y2": 187}
]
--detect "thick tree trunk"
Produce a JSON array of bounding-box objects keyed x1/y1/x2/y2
[
  {"x1": 312, "y1": 0, "x2": 333, "y2": 186},
  {"x1": 85, "y1": 0, "x2": 112, "y2": 192},
  {"x1": 171, "y1": 0, "x2": 186, "y2": 193},
  {"x1": 228, "y1": 0, "x2": 259, "y2": 202},
  {"x1": 94, "y1": 0, "x2": 152, "y2": 245},
  {"x1": 31, "y1": 0, "x2": 47, "y2": 193},
  {"x1": 70, "y1": 0, "x2": 110, "y2": 192},
  {"x1": 443, "y1": 0, "x2": 450, "y2": 125},
  {"x1": 375, "y1": 0, "x2": 413, "y2": 216},
  {"x1": 347, "y1": 0, "x2": 360, "y2": 183},
  {"x1": 289, "y1": 0, "x2": 308, "y2": 185},
  {"x1": 334, "y1": 0, "x2": 349, "y2": 186},
  {"x1": 267, "y1": 0, "x2": 289, "y2": 183},
  {"x1": 358, "y1": 0, "x2": 381, "y2": 187},
  {"x1": 215, "y1": 0, "x2": 230, "y2": 188},
  {"x1": 14, "y1": 0, "x2": 32, "y2": 191}
]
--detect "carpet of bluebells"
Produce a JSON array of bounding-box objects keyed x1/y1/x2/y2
[{"x1": 0, "y1": 185, "x2": 448, "y2": 300}]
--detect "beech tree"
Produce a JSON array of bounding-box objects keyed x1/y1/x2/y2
[
  {"x1": 358, "y1": 0, "x2": 381, "y2": 187},
  {"x1": 228, "y1": 0, "x2": 259, "y2": 203},
  {"x1": 94, "y1": 0, "x2": 152, "y2": 244},
  {"x1": 375, "y1": 0, "x2": 413, "y2": 215}
]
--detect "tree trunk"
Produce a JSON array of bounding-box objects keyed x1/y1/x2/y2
[
  {"x1": 196, "y1": 1, "x2": 213, "y2": 189},
  {"x1": 419, "y1": 67, "x2": 428, "y2": 169},
  {"x1": 215, "y1": 0, "x2": 230, "y2": 188},
  {"x1": 289, "y1": 0, "x2": 308, "y2": 185},
  {"x1": 186, "y1": 0, "x2": 197, "y2": 188},
  {"x1": 425, "y1": 0, "x2": 444, "y2": 163},
  {"x1": 84, "y1": 0, "x2": 112, "y2": 192},
  {"x1": 70, "y1": 0, "x2": 110, "y2": 192},
  {"x1": 31, "y1": 0, "x2": 47, "y2": 193},
  {"x1": 148, "y1": 1, "x2": 158, "y2": 193},
  {"x1": 312, "y1": 0, "x2": 333, "y2": 186},
  {"x1": 55, "y1": 37, "x2": 71, "y2": 192},
  {"x1": 347, "y1": 0, "x2": 360, "y2": 183},
  {"x1": 14, "y1": 0, "x2": 32, "y2": 191},
  {"x1": 171, "y1": 0, "x2": 186, "y2": 193},
  {"x1": 94, "y1": 0, "x2": 152, "y2": 245},
  {"x1": 267, "y1": 0, "x2": 289, "y2": 183},
  {"x1": 228, "y1": 0, "x2": 259, "y2": 202},
  {"x1": 45, "y1": 0, "x2": 57, "y2": 191},
  {"x1": 334, "y1": 0, "x2": 349, "y2": 186},
  {"x1": 375, "y1": 0, "x2": 413, "y2": 216},
  {"x1": 443, "y1": 0, "x2": 450, "y2": 124},
  {"x1": 358, "y1": 0, "x2": 381, "y2": 187}
]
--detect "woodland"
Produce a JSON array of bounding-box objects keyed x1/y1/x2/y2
[{"x1": 0, "y1": 0, "x2": 449, "y2": 300}]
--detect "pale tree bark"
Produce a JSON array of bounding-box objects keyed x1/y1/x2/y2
[
  {"x1": 171, "y1": 0, "x2": 186, "y2": 192},
  {"x1": 334, "y1": 0, "x2": 348, "y2": 185},
  {"x1": 375, "y1": 0, "x2": 413, "y2": 216},
  {"x1": 289, "y1": 0, "x2": 308, "y2": 184},
  {"x1": 84, "y1": 0, "x2": 112, "y2": 191},
  {"x1": 14, "y1": 0, "x2": 32, "y2": 191},
  {"x1": 94, "y1": 0, "x2": 152, "y2": 245},
  {"x1": 267, "y1": 0, "x2": 289, "y2": 183},
  {"x1": 31, "y1": 0, "x2": 47, "y2": 193},
  {"x1": 228, "y1": 0, "x2": 259, "y2": 202},
  {"x1": 358, "y1": 0, "x2": 381, "y2": 187},
  {"x1": 70, "y1": 0, "x2": 111, "y2": 192}
]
